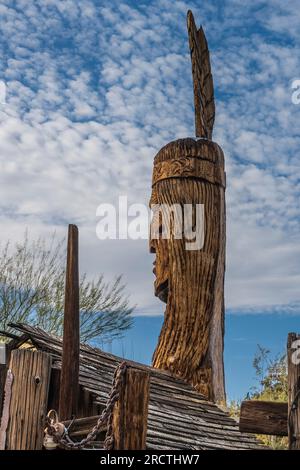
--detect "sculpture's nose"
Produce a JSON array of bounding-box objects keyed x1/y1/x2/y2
[{"x1": 152, "y1": 260, "x2": 156, "y2": 275}]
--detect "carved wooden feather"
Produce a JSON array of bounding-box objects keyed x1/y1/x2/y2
[{"x1": 187, "y1": 10, "x2": 215, "y2": 140}]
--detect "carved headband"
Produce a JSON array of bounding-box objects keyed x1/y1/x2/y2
[{"x1": 152, "y1": 156, "x2": 226, "y2": 188}]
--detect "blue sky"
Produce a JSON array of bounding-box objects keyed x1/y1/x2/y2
[
  {"x1": 0, "y1": 0, "x2": 300, "y2": 401},
  {"x1": 100, "y1": 313, "x2": 300, "y2": 401}
]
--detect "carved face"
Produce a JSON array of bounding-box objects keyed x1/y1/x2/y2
[
  {"x1": 149, "y1": 138, "x2": 226, "y2": 401},
  {"x1": 149, "y1": 189, "x2": 169, "y2": 303},
  {"x1": 149, "y1": 138, "x2": 225, "y2": 307}
]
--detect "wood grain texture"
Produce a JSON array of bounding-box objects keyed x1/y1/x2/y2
[
  {"x1": 0, "y1": 343, "x2": 8, "y2": 416},
  {"x1": 0, "y1": 337, "x2": 26, "y2": 416},
  {"x1": 152, "y1": 157, "x2": 225, "y2": 188},
  {"x1": 63, "y1": 414, "x2": 106, "y2": 438},
  {"x1": 6, "y1": 324, "x2": 263, "y2": 449},
  {"x1": 59, "y1": 224, "x2": 80, "y2": 420},
  {"x1": 112, "y1": 367, "x2": 150, "y2": 450},
  {"x1": 0, "y1": 369, "x2": 13, "y2": 449},
  {"x1": 150, "y1": 138, "x2": 226, "y2": 402},
  {"x1": 288, "y1": 332, "x2": 300, "y2": 449},
  {"x1": 239, "y1": 400, "x2": 288, "y2": 436},
  {"x1": 6, "y1": 350, "x2": 52, "y2": 450},
  {"x1": 187, "y1": 10, "x2": 215, "y2": 139}
]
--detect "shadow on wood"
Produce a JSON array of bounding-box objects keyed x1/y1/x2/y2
[
  {"x1": 112, "y1": 367, "x2": 150, "y2": 450},
  {"x1": 239, "y1": 400, "x2": 288, "y2": 436},
  {"x1": 5, "y1": 350, "x2": 52, "y2": 450}
]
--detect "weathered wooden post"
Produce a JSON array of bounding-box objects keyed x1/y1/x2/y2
[
  {"x1": 112, "y1": 367, "x2": 150, "y2": 450},
  {"x1": 150, "y1": 10, "x2": 226, "y2": 402},
  {"x1": 4, "y1": 350, "x2": 52, "y2": 450},
  {"x1": 288, "y1": 332, "x2": 300, "y2": 450},
  {"x1": 0, "y1": 343, "x2": 8, "y2": 415},
  {"x1": 238, "y1": 333, "x2": 300, "y2": 444},
  {"x1": 59, "y1": 224, "x2": 80, "y2": 420}
]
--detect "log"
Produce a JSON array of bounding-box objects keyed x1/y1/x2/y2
[
  {"x1": 59, "y1": 224, "x2": 80, "y2": 420},
  {"x1": 239, "y1": 400, "x2": 288, "y2": 436},
  {"x1": 6, "y1": 350, "x2": 52, "y2": 449},
  {"x1": 112, "y1": 367, "x2": 150, "y2": 450},
  {"x1": 288, "y1": 332, "x2": 300, "y2": 449}
]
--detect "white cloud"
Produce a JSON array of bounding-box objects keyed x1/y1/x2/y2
[{"x1": 0, "y1": 0, "x2": 300, "y2": 315}]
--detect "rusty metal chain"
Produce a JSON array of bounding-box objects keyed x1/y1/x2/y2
[{"x1": 45, "y1": 361, "x2": 127, "y2": 450}]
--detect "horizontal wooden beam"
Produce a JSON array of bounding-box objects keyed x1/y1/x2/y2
[
  {"x1": 63, "y1": 414, "x2": 106, "y2": 438},
  {"x1": 239, "y1": 400, "x2": 288, "y2": 436}
]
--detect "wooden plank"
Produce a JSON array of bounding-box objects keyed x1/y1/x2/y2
[
  {"x1": 63, "y1": 414, "x2": 106, "y2": 438},
  {"x1": 0, "y1": 343, "x2": 8, "y2": 416},
  {"x1": 59, "y1": 224, "x2": 80, "y2": 420},
  {"x1": 47, "y1": 367, "x2": 60, "y2": 412},
  {"x1": 9, "y1": 323, "x2": 263, "y2": 449},
  {"x1": 239, "y1": 400, "x2": 288, "y2": 436},
  {"x1": 288, "y1": 332, "x2": 300, "y2": 449},
  {"x1": 112, "y1": 367, "x2": 150, "y2": 450},
  {"x1": 0, "y1": 369, "x2": 13, "y2": 449},
  {"x1": 6, "y1": 350, "x2": 52, "y2": 450}
]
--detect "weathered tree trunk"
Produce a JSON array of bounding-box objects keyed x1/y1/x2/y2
[
  {"x1": 5, "y1": 350, "x2": 52, "y2": 450},
  {"x1": 112, "y1": 367, "x2": 150, "y2": 450},
  {"x1": 59, "y1": 224, "x2": 80, "y2": 420},
  {"x1": 150, "y1": 138, "x2": 226, "y2": 402},
  {"x1": 288, "y1": 332, "x2": 300, "y2": 449}
]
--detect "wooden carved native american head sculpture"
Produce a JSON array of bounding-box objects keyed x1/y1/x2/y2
[{"x1": 149, "y1": 11, "x2": 226, "y2": 402}]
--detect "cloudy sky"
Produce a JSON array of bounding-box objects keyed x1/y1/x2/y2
[
  {"x1": 0, "y1": 1, "x2": 300, "y2": 396},
  {"x1": 1, "y1": 0, "x2": 299, "y2": 315}
]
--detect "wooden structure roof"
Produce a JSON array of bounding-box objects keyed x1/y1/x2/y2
[{"x1": 5, "y1": 323, "x2": 263, "y2": 450}]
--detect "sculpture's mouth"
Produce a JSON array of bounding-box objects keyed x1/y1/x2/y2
[{"x1": 155, "y1": 278, "x2": 169, "y2": 303}]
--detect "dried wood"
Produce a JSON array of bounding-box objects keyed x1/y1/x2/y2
[
  {"x1": 59, "y1": 224, "x2": 80, "y2": 420},
  {"x1": 3, "y1": 324, "x2": 263, "y2": 450},
  {"x1": 6, "y1": 350, "x2": 52, "y2": 449},
  {"x1": 63, "y1": 414, "x2": 106, "y2": 438},
  {"x1": 288, "y1": 332, "x2": 300, "y2": 449},
  {"x1": 150, "y1": 138, "x2": 226, "y2": 402},
  {"x1": 0, "y1": 343, "x2": 8, "y2": 416},
  {"x1": 112, "y1": 367, "x2": 150, "y2": 450},
  {"x1": 239, "y1": 400, "x2": 288, "y2": 436},
  {"x1": 187, "y1": 10, "x2": 215, "y2": 139}
]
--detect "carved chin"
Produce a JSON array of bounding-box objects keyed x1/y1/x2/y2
[{"x1": 155, "y1": 280, "x2": 169, "y2": 303}]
